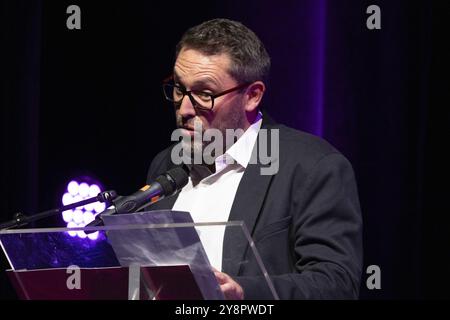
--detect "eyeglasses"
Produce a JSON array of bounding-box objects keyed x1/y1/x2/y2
[{"x1": 162, "y1": 75, "x2": 250, "y2": 111}]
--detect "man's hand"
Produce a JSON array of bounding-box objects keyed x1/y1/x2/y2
[{"x1": 213, "y1": 269, "x2": 244, "y2": 300}]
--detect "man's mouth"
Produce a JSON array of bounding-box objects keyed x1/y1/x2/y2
[{"x1": 179, "y1": 127, "x2": 197, "y2": 137}]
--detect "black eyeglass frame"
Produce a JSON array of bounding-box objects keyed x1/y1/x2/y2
[{"x1": 162, "y1": 75, "x2": 251, "y2": 111}]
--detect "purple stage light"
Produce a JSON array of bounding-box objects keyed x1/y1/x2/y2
[
  {"x1": 67, "y1": 181, "x2": 79, "y2": 196},
  {"x1": 94, "y1": 202, "x2": 106, "y2": 214},
  {"x1": 72, "y1": 195, "x2": 82, "y2": 209},
  {"x1": 77, "y1": 228, "x2": 87, "y2": 239},
  {"x1": 84, "y1": 202, "x2": 95, "y2": 212},
  {"x1": 62, "y1": 192, "x2": 73, "y2": 206},
  {"x1": 87, "y1": 232, "x2": 99, "y2": 240},
  {"x1": 89, "y1": 184, "x2": 101, "y2": 198},
  {"x1": 61, "y1": 177, "x2": 105, "y2": 240},
  {"x1": 72, "y1": 209, "x2": 84, "y2": 224},
  {"x1": 62, "y1": 210, "x2": 74, "y2": 223},
  {"x1": 83, "y1": 211, "x2": 95, "y2": 225},
  {"x1": 78, "y1": 182, "x2": 90, "y2": 198},
  {"x1": 67, "y1": 221, "x2": 77, "y2": 237}
]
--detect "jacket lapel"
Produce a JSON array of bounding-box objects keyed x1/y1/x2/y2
[
  {"x1": 222, "y1": 115, "x2": 278, "y2": 276},
  {"x1": 222, "y1": 163, "x2": 274, "y2": 276}
]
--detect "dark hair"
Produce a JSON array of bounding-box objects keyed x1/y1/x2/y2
[{"x1": 175, "y1": 18, "x2": 271, "y2": 85}]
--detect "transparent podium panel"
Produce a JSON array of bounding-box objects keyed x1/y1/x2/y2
[{"x1": 0, "y1": 210, "x2": 278, "y2": 300}]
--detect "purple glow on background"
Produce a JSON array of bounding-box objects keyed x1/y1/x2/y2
[
  {"x1": 62, "y1": 179, "x2": 102, "y2": 240},
  {"x1": 314, "y1": 0, "x2": 326, "y2": 137}
]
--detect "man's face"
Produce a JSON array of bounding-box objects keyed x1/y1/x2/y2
[{"x1": 173, "y1": 48, "x2": 247, "y2": 157}]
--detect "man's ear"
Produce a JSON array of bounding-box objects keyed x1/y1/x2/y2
[{"x1": 244, "y1": 81, "x2": 266, "y2": 113}]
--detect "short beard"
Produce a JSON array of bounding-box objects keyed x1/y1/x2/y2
[
  {"x1": 176, "y1": 115, "x2": 205, "y2": 161},
  {"x1": 175, "y1": 100, "x2": 247, "y2": 164}
]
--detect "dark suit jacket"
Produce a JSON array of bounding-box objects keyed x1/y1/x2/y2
[{"x1": 145, "y1": 115, "x2": 363, "y2": 299}]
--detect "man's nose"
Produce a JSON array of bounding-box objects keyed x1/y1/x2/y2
[{"x1": 178, "y1": 94, "x2": 197, "y2": 118}]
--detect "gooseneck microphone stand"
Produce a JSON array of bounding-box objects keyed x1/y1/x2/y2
[{"x1": 0, "y1": 190, "x2": 118, "y2": 230}]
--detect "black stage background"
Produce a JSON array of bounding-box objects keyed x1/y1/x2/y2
[{"x1": 1, "y1": 0, "x2": 449, "y2": 299}]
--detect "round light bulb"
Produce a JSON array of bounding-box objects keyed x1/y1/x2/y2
[{"x1": 67, "y1": 181, "x2": 79, "y2": 196}]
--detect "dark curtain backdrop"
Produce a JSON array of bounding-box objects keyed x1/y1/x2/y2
[{"x1": 1, "y1": 0, "x2": 449, "y2": 299}]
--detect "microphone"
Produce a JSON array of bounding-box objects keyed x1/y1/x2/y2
[{"x1": 85, "y1": 166, "x2": 189, "y2": 229}]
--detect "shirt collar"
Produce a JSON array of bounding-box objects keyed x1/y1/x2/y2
[{"x1": 215, "y1": 112, "x2": 263, "y2": 172}]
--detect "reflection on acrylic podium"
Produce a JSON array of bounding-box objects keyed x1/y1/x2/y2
[{"x1": 0, "y1": 210, "x2": 277, "y2": 300}]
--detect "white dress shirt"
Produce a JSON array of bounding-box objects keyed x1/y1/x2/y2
[{"x1": 172, "y1": 113, "x2": 263, "y2": 271}]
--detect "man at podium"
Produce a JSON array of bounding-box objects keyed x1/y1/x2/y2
[{"x1": 146, "y1": 18, "x2": 363, "y2": 300}]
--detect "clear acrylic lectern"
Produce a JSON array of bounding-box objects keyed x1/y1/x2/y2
[{"x1": 0, "y1": 210, "x2": 278, "y2": 300}]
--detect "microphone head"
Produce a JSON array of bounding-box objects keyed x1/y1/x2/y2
[{"x1": 155, "y1": 166, "x2": 189, "y2": 195}]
